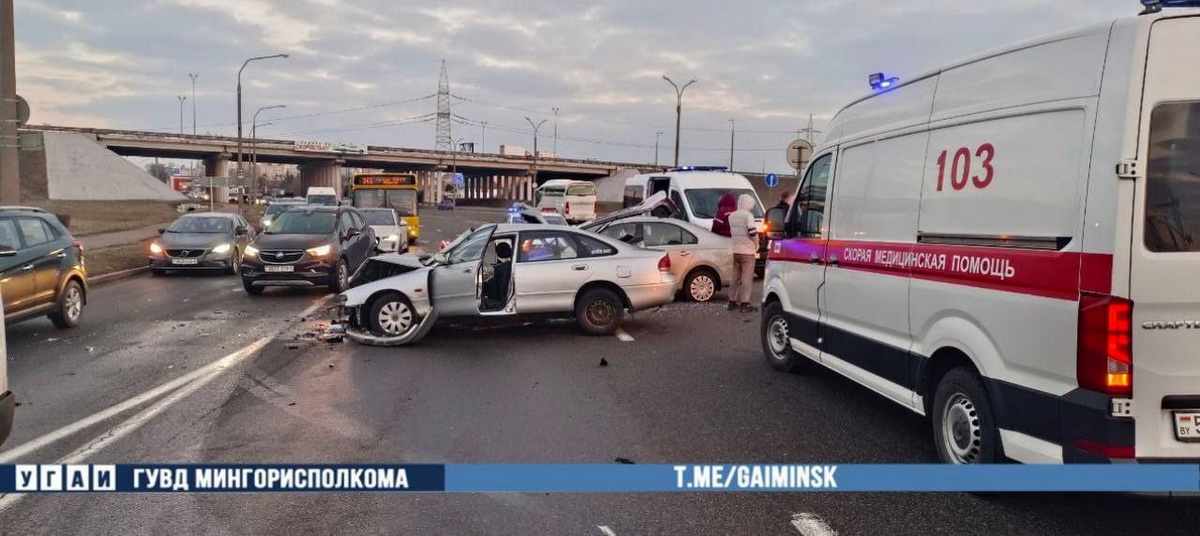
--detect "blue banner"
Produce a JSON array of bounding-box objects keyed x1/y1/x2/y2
[{"x1": 1, "y1": 464, "x2": 1196, "y2": 493}]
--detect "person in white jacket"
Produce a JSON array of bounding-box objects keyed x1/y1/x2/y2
[{"x1": 727, "y1": 194, "x2": 759, "y2": 312}]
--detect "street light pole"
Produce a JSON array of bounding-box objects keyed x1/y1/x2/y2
[
  {"x1": 480, "y1": 121, "x2": 487, "y2": 153},
  {"x1": 188, "y1": 73, "x2": 198, "y2": 135},
  {"x1": 177, "y1": 95, "x2": 187, "y2": 135},
  {"x1": 662, "y1": 76, "x2": 696, "y2": 168},
  {"x1": 655, "y1": 131, "x2": 662, "y2": 166},
  {"x1": 525, "y1": 117, "x2": 547, "y2": 189},
  {"x1": 551, "y1": 107, "x2": 559, "y2": 155},
  {"x1": 728, "y1": 118, "x2": 735, "y2": 170},
  {"x1": 237, "y1": 53, "x2": 288, "y2": 212},
  {"x1": 251, "y1": 104, "x2": 285, "y2": 202},
  {"x1": 0, "y1": 0, "x2": 18, "y2": 203},
  {"x1": 525, "y1": 117, "x2": 547, "y2": 158}
]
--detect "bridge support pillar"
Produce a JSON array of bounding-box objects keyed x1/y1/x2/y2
[
  {"x1": 204, "y1": 154, "x2": 231, "y2": 202},
  {"x1": 299, "y1": 160, "x2": 343, "y2": 198}
]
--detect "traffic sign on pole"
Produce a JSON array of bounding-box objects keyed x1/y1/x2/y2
[{"x1": 765, "y1": 173, "x2": 779, "y2": 188}]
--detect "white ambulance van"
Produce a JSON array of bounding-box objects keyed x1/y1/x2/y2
[
  {"x1": 762, "y1": 5, "x2": 1200, "y2": 464},
  {"x1": 623, "y1": 167, "x2": 766, "y2": 230}
]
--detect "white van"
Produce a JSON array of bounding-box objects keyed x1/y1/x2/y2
[
  {"x1": 0, "y1": 291, "x2": 11, "y2": 447},
  {"x1": 624, "y1": 167, "x2": 766, "y2": 231},
  {"x1": 306, "y1": 186, "x2": 338, "y2": 207},
  {"x1": 762, "y1": 6, "x2": 1200, "y2": 464},
  {"x1": 535, "y1": 180, "x2": 597, "y2": 223}
]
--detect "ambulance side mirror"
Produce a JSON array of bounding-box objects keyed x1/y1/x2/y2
[{"x1": 765, "y1": 208, "x2": 788, "y2": 240}]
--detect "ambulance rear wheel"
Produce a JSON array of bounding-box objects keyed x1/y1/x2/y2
[{"x1": 931, "y1": 367, "x2": 1001, "y2": 464}]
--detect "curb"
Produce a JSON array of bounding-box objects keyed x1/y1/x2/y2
[{"x1": 90, "y1": 266, "x2": 149, "y2": 286}]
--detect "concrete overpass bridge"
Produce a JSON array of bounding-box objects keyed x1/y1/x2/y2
[{"x1": 22, "y1": 125, "x2": 657, "y2": 203}]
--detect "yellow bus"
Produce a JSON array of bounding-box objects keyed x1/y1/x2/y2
[{"x1": 349, "y1": 173, "x2": 420, "y2": 243}]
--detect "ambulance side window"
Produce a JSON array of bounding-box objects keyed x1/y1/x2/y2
[
  {"x1": 789, "y1": 153, "x2": 833, "y2": 237},
  {"x1": 1145, "y1": 101, "x2": 1200, "y2": 252}
]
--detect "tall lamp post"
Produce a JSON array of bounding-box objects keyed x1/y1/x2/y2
[
  {"x1": 525, "y1": 117, "x2": 547, "y2": 190},
  {"x1": 188, "y1": 73, "x2": 198, "y2": 135},
  {"x1": 252, "y1": 104, "x2": 285, "y2": 198},
  {"x1": 177, "y1": 95, "x2": 187, "y2": 135},
  {"x1": 655, "y1": 131, "x2": 663, "y2": 166},
  {"x1": 728, "y1": 118, "x2": 735, "y2": 170},
  {"x1": 237, "y1": 53, "x2": 288, "y2": 211},
  {"x1": 480, "y1": 121, "x2": 487, "y2": 154},
  {"x1": 662, "y1": 76, "x2": 696, "y2": 168},
  {"x1": 551, "y1": 107, "x2": 559, "y2": 155}
]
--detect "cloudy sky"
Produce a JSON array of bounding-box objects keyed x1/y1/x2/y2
[{"x1": 15, "y1": 0, "x2": 1138, "y2": 171}]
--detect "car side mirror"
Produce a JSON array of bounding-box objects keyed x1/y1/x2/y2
[
  {"x1": 345, "y1": 227, "x2": 360, "y2": 239},
  {"x1": 157, "y1": 228, "x2": 166, "y2": 235},
  {"x1": 765, "y1": 207, "x2": 788, "y2": 240}
]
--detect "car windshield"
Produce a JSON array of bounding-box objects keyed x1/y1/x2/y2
[
  {"x1": 166, "y1": 216, "x2": 232, "y2": 234},
  {"x1": 684, "y1": 188, "x2": 764, "y2": 219},
  {"x1": 265, "y1": 204, "x2": 297, "y2": 216},
  {"x1": 353, "y1": 189, "x2": 418, "y2": 216},
  {"x1": 266, "y1": 211, "x2": 336, "y2": 234},
  {"x1": 361, "y1": 210, "x2": 398, "y2": 226},
  {"x1": 307, "y1": 194, "x2": 337, "y2": 206}
]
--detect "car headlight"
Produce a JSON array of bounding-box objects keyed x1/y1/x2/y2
[
  {"x1": 244, "y1": 245, "x2": 259, "y2": 258},
  {"x1": 150, "y1": 242, "x2": 164, "y2": 254},
  {"x1": 306, "y1": 244, "x2": 332, "y2": 257},
  {"x1": 386, "y1": 234, "x2": 400, "y2": 242},
  {"x1": 212, "y1": 243, "x2": 232, "y2": 254}
]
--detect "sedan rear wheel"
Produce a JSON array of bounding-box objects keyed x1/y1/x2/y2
[
  {"x1": 369, "y1": 293, "x2": 417, "y2": 337},
  {"x1": 684, "y1": 269, "x2": 718, "y2": 302}
]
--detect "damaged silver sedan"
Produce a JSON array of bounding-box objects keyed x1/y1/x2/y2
[{"x1": 332, "y1": 224, "x2": 678, "y2": 346}]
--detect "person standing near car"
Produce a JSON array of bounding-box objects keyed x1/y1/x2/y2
[
  {"x1": 775, "y1": 192, "x2": 793, "y2": 212},
  {"x1": 710, "y1": 193, "x2": 737, "y2": 237},
  {"x1": 727, "y1": 194, "x2": 759, "y2": 312}
]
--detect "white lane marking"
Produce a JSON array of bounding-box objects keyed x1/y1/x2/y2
[
  {"x1": 791, "y1": 513, "x2": 837, "y2": 536},
  {"x1": 614, "y1": 328, "x2": 634, "y2": 342},
  {"x1": 0, "y1": 300, "x2": 327, "y2": 464},
  {"x1": 0, "y1": 368, "x2": 225, "y2": 514},
  {"x1": 597, "y1": 526, "x2": 617, "y2": 536}
]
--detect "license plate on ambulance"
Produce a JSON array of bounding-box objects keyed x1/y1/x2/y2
[
  {"x1": 171, "y1": 258, "x2": 199, "y2": 265},
  {"x1": 1174, "y1": 412, "x2": 1200, "y2": 442},
  {"x1": 264, "y1": 265, "x2": 294, "y2": 273}
]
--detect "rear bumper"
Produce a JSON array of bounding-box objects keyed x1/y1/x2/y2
[
  {"x1": 0, "y1": 391, "x2": 14, "y2": 447},
  {"x1": 625, "y1": 278, "x2": 678, "y2": 311}
]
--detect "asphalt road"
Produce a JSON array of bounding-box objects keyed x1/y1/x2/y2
[{"x1": 1, "y1": 207, "x2": 1198, "y2": 535}]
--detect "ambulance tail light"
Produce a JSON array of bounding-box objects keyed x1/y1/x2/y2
[{"x1": 1077, "y1": 293, "x2": 1133, "y2": 396}]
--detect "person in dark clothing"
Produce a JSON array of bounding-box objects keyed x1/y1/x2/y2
[
  {"x1": 775, "y1": 192, "x2": 794, "y2": 212},
  {"x1": 711, "y1": 193, "x2": 738, "y2": 237}
]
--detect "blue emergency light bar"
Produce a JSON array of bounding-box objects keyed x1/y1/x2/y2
[
  {"x1": 670, "y1": 166, "x2": 729, "y2": 172},
  {"x1": 869, "y1": 72, "x2": 900, "y2": 91},
  {"x1": 1141, "y1": 0, "x2": 1200, "y2": 13}
]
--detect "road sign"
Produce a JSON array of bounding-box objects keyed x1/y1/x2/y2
[
  {"x1": 765, "y1": 173, "x2": 779, "y2": 188},
  {"x1": 451, "y1": 173, "x2": 464, "y2": 186},
  {"x1": 15, "y1": 95, "x2": 29, "y2": 127},
  {"x1": 787, "y1": 139, "x2": 814, "y2": 171}
]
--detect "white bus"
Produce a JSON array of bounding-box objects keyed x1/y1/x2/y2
[{"x1": 535, "y1": 180, "x2": 597, "y2": 223}]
